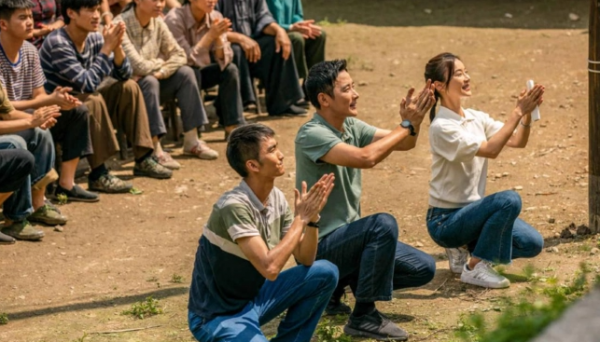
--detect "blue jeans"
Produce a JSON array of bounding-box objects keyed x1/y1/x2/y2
[
  {"x1": 426, "y1": 190, "x2": 544, "y2": 264},
  {"x1": 0, "y1": 129, "x2": 54, "y2": 221},
  {"x1": 188, "y1": 260, "x2": 338, "y2": 342},
  {"x1": 316, "y1": 213, "x2": 436, "y2": 303}
]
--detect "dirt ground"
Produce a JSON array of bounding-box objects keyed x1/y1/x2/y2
[{"x1": 0, "y1": 1, "x2": 595, "y2": 341}]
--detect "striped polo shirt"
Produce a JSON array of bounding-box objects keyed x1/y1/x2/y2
[
  {"x1": 189, "y1": 180, "x2": 293, "y2": 320},
  {"x1": 0, "y1": 41, "x2": 46, "y2": 102},
  {"x1": 39, "y1": 28, "x2": 132, "y2": 95}
]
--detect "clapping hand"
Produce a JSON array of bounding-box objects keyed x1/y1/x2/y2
[
  {"x1": 516, "y1": 84, "x2": 544, "y2": 117},
  {"x1": 294, "y1": 173, "x2": 335, "y2": 225},
  {"x1": 51, "y1": 87, "x2": 82, "y2": 111},
  {"x1": 399, "y1": 79, "x2": 435, "y2": 126},
  {"x1": 32, "y1": 105, "x2": 61, "y2": 130},
  {"x1": 290, "y1": 20, "x2": 322, "y2": 39},
  {"x1": 208, "y1": 18, "x2": 232, "y2": 40}
]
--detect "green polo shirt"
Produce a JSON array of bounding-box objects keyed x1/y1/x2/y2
[{"x1": 295, "y1": 113, "x2": 377, "y2": 239}]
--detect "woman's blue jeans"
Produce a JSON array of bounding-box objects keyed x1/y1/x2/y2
[{"x1": 426, "y1": 190, "x2": 543, "y2": 264}]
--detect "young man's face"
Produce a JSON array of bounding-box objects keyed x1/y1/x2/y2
[
  {"x1": 251, "y1": 136, "x2": 285, "y2": 179},
  {"x1": 0, "y1": 8, "x2": 34, "y2": 40},
  {"x1": 68, "y1": 5, "x2": 101, "y2": 33},
  {"x1": 137, "y1": 0, "x2": 166, "y2": 19},
  {"x1": 323, "y1": 70, "x2": 360, "y2": 117}
]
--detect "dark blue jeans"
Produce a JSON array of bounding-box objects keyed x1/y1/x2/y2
[
  {"x1": 426, "y1": 190, "x2": 544, "y2": 264},
  {"x1": 188, "y1": 260, "x2": 338, "y2": 342},
  {"x1": 316, "y1": 213, "x2": 436, "y2": 303},
  {"x1": 0, "y1": 130, "x2": 54, "y2": 221}
]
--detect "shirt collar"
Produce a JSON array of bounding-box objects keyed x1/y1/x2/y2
[
  {"x1": 436, "y1": 106, "x2": 475, "y2": 123},
  {"x1": 182, "y1": 5, "x2": 212, "y2": 31},
  {"x1": 239, "y1": 180, "x2": 271, "y2": 213},
  {"x1": 123, "y1": 9, "x2": 155, "y2": 32},
  {"x1": 312, "y1": 113, "x2": 353, "y2": 142}
]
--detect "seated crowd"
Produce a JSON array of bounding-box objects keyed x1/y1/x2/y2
[
  {"x1": 0, "y1": 0, "x2": 547, "y2": 341},
  {"x1": 0, "y1": 0, "x2": 324, "y2": 241}
]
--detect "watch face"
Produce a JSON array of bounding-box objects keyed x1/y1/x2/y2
[{"x1": 401, "y1": 120, "x2": 410, "y2": 128}]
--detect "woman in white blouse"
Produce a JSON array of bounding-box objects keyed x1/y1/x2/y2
[{"x1": 424, "y1": 52, "x2": 545, "y2": 289}]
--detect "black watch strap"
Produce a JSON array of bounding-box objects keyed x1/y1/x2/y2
[{"x1": 307, "y1": 221, "x2": 320, "y2": 229}]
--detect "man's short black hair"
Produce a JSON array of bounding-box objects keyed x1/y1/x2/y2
[
  {"x1": 61, "y1": 0, "x2": 102, "y2": 24},
  {"x1": 304, "y1": 59, "x2": 347, "y2": 110},
  {"x1": 0, "y1": 0, "x2": 34, "y2": 22},
  {"x1": 226, "y1": 124, "x2": 275, "y2": 178}
]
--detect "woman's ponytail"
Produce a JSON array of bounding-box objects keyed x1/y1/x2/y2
[{"x1": 424, "y1": 52, "x2": 459, "y2": 122}]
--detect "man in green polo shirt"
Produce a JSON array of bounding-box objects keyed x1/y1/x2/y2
[{"x1": 295, "y1": 59, "x2": 437, "y2": 341}]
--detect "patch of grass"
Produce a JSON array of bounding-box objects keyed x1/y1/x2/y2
[
  {"x1": 171, "y1": 274, "x2": 184, "y2": 284},
  {"x1": 317, "y1": 17, "x2": 347, "y2": 27},
  {"x1": 129, "y1": 187, "x2": 143, "y2": 195},
  {"x1": 0, "y1": 312, "x2": 8, "y2": 325},
  {"x1": 122, "y1": 296, "x2": 163, "y2": 319},
  {"x1": 315, "y1": 319, "x2": 351, "y2": 342},
  {"x1": 56, "y1": 193, "x2": 68, "y2": 205},
  {"x1": 456, "y1": 262, "x2": 594, "y2": 342}
]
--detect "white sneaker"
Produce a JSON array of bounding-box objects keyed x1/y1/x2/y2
[
  {"x1": 460, "y1": 261, "x2": 510, "y2": 289},
  {"x1": 446, "y1": 247, "x2": 469, "y2": 274}
]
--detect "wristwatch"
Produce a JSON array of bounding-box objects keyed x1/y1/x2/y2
[
  {"x1": 307, "y1": 221, "x2": 320, "y2": 229},
  {"x1": 307, "y1": 215, "x2": 320, "y2": 229},
  {"x1": 400, "y1": 120, "x2": 416, "y2": 136}
]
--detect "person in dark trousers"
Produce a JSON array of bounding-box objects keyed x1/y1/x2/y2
[
  {"x1": 0, "y1": 149, "x2": 35, "y2": 244},
  {"x1": 217, "y1": 0, "x2": 306, "y2": 116},
  {"x1": 165, "y1": 0, "x2": 246, "y2": 139},
  {"x1": 295, "y1": 59, "x2": 437, "y2": 341}
]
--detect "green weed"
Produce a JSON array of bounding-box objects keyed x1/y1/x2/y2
[
  {"x1": 171, "y1": 274, "x2": 184, "y2": 284},
  {"x1": 456, "y1": 262, "x2": 593, "y2": 342},
  {"x1": 0, "y1": 312, "x2": 8, "y2": 325},
  {"x1": 56, "y1": 193, "x2": 68, "y2": 205},
  {"x1": 315, "y1": 319, "x2": 351, "y2": 342},
  {"x1": 122, "y1": 296, "x2": 163, "y2": 319}
]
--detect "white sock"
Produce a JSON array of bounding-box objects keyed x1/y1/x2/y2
[{"x1": 183, "y1": 129, "x2": 199, "y2": 150}]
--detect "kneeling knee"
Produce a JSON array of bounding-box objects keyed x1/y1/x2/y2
[
  {"x1": 500, "y1": 190, "x2": 522, "y2": 212},
  {"x1": 311, "y1": 260, "x2": 339, "y2": 288},
  {"x1": 419, "y1": 257, "x2": 437, "y2": 285},
  {"x1": 372, "y1": 213, "x2": 399, "y2": 240}
]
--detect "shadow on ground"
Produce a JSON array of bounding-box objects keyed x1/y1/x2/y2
[{"x1": 6, "y1": 286, "x2": 188, "y2": 321}]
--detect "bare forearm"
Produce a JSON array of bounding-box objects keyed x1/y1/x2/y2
[
  {"x1": 509, "y1": 115, "x2": 531, "y2": 148},
  {"x1": 226, "y1": 32, "x2": 246, "y2": 44},
  {"x1": 0, "y1": 117, "x2": 33, "y2": 134},
  {"x1": 262, "y1": 217, "x2": 306, "y2": 276},
  {"x1": 263, "y1": 22, "x2": 282, "y2": 36},
  {"x1": 482, "y1": 110, "x2": 522, "y2": 157},
  {"x1": 393, "y1": 124, "x2": 421, "y2": 151},
  {"x1": 294, "y1": 226, "x2": 318, "y2": 266},
  {"x1": 49, "y1": 20, "x2": 65, "y2": 30},
  {"x1": 364, "y1": 127, "x2": 411, "y2": 167},
  {"x1": 11, "y1": 96, "x2": 53, "y2": 111}
]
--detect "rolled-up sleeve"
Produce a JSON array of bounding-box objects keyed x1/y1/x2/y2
[{"x1": 253, "y1": 0, "x2": 275, "y2": 37}]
